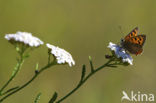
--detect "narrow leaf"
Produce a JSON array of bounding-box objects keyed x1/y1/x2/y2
[
  {"x1": 23, "y1": 54, "x2": 30, "y2": 59},
  {"x1": 80, "y1": 65, "x2": 86, "y2": 83},
  {"x1": 48, "y1": 52, "x2": 51, "y2": 64},
  {"x1": 89, "y1": 56, "x2": 94, "y2": 72},
  {"x1": 35, "y1": 63, "x2": 39, "y2": 70},
  {"x1": 49, "y1": 92, "x2": 58, "y2": 103},
  {"x1": 35, "y1": 63, "x2": 39, "y2": 74},
  {"x1": 34, "y1": 92, "x2": 42, "y2": 103},
  {"x1": 15, "y1": 47, "x2": 20, "y2": 52}
]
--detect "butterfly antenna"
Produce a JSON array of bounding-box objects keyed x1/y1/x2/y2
[
  {"x1": 117, "y1": 25, "x2": 124, "y2": 45},
  {"x1": 118, "y1": 25, "x2": 124, "y2": 35}
]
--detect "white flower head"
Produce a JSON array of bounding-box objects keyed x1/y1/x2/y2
[
  {"x1": 108, "y1": 42, "x2": 133, "y2": 65},
  {"x1": 5, "y1": 31, "x2": 44, "y2": 47},
  {"x1": 46, "y1": 43, "x2": 75, "y2": 67}
]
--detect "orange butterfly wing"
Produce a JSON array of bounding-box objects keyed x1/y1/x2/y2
[
  {"x1": 124, "y1": 27, "x2": 139, "y2": 41},
  {"x1": 122, "y1": 27, "x2": 146, "y2": 55},
  {"x1": 129, "y1": 35, "x2": 146, "y2": 46},
  {"x1": 129, "y1": 35, "x2": 146, "y2": 55}
]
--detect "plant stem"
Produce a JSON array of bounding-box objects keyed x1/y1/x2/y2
[
  {"x1": 56, "y1": 59, "x2": 113, "y2": 103},
  {"x1": 0, "y1": 56, "x2": 24, "y2": 96},
  {"x1": 0, "y1": 61, "x2": 56, "y2": 103},
  {"x1": 0, "y1": 86, "x2": 19, "y2": 96}
]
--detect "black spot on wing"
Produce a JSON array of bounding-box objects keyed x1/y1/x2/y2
[
  {"x1": 138, "y1": 41, "x2": 140, "y2": 45},
  {"x1": 139, "y1": 34, "x2": 146, "y2": 45}
]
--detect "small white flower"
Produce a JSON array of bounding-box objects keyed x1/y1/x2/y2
[
  {"x1": 5, "y1": 31, "x2": 44, "y2": 47},
  {"x1": 46, "y1": 43, "x2": 75, "y2": 67},
  {"x1": 108, "y1": 42, "x2": 133, "y2": 65}
]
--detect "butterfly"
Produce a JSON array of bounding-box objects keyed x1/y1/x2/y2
[{"x1": 121, "y1": 27, "x2": 146, "y2": 55}]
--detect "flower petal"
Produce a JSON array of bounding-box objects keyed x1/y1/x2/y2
[
  {"x1": 5, "y1": 31, "x2": 44, "y2": 47},
  {"x1": 46, "y1": 43, "x2": 75, "y2": 67},
  {"x1": 108, "y1": 42, "x2": 133, "y2": 65}
]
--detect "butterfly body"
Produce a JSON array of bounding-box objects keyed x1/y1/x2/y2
[{"x1": 121, "y1": 27, "x2": 146, "y2": 55}]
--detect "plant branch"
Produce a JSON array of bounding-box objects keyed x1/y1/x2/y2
[
  {"x1": 0, "y1": 55, "x2": 24, "y2": 96},
  {"x1": 56, "y1": 59, "x2": 114, "y2": 103},
  {"x1": 0, "y1": 86, "x2": 19, "y2": 96},
  {"x1": 0, "y1": 61, "x2": 56, "y2": 103}
]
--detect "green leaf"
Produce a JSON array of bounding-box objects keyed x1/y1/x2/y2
[
  {"x1": 48, "y1": 53, "x2": 51, "y2": 64},
  {"x1": 15, "y1": 47, "x2": 20, "y2": 52},
  {"x1": 23, "y1": 54, "x2": 30, "y2": 59},
  {"x1": 34, "y1": 63, "x2": 39, "y2": 74},
  {"x1": 80, "y1": 65, "x2": 86, "y2": 83},
  {"x1": 34, "y1": 93, "x2": 42, "y2": 103},
  {"x1": 35, "y1": 63, "x2": 39, "y2": 71},
  {"x1": 89, "y1": 56, "x2": 94, "y2": 72},
  {"x1": 49, "y1": 92, "x2": 58, "y2": 103},
  {"x1": 35, "y1": 63, "x2": 39, "y2": 74}
]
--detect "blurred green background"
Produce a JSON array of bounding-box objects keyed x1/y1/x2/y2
[{"x1": 0, "y1": 0, "x2": 156, "y2": 103}]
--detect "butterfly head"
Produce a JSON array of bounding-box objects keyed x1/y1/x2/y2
[{"x1": 120, "y1": 38, "x2": 124, "y2": 46}]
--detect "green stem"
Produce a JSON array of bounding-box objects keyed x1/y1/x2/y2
[
  {"x1": 0, "y1": 56, "x2": 24, "y2": 96},
  {"x1": 0, "y1": 86, "x2": 19, "y2": 96},
  {"x1": 0, "y1": 61, "x2": 56, "y2": 103},
  {"x1": 56, "y1": 59, "x2": 113, "y2": 103}
]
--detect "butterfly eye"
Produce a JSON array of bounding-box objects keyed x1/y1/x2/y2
[{"x1": 120, "y1": 38, "x2": 124, "y2": 42}]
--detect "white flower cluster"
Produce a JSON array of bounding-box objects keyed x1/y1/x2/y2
[
  {"x1": 108, "y1": 42, "x2": 133, "y2": 65},
  {"x1": 46, "y1": 43, "x2": 75, "y2": 67},
  {"x1": 5, "y1": 31, "x2": 44, "y2": 47}
]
